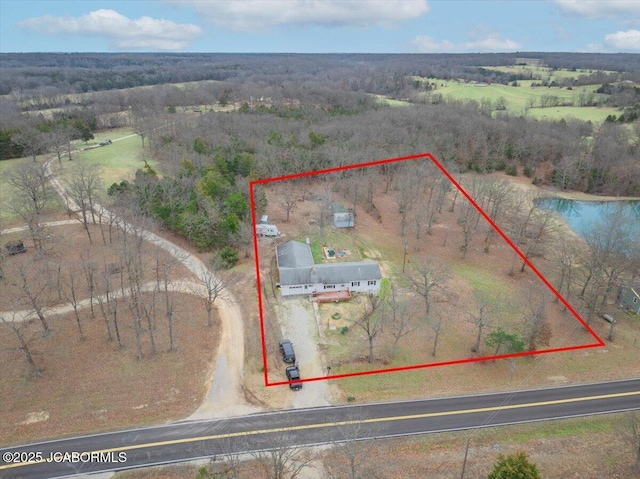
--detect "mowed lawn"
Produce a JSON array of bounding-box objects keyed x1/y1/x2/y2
[
  {"x1": 418, "y1": 78, "x2": 616, "y2": 122},
  {"x1": 481, "y1": 65, "x2": 617, "y2": 82},
  {"x1": 66, "y1": 128, "x2": 157, "y2": 185}
]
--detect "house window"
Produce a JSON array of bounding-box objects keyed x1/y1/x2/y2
[
  {"x1": 351, "y1": 281, "x2": 360, "y2": 287},
  {"x1": 367, "y1": 280, "x2": 376, "y2": 286},
  {"x1": 634, "y1": 297, "x2": 638, "y2": 304},
  {"x1": 324, "y1": 284, "x2": 335, "y2": 290}
]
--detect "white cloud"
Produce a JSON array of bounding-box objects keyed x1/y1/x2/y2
[
  {"x1": 604, "y1": 29, "x2": 640, "y2": 52},
  {"x1": 165, "y1": 0, "x2": 429, "y2": 31},
  {"x1": 552, "y1": 0, "x2": 640, "y2": 22},
  {"x1": 18, "y1": 9, "x2": 202, "y2": 51},
  {"x1": 412, "y1": 31, "x2": 521, "y2": 53}
]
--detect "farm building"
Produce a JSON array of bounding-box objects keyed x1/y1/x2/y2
[
  {"x1": 275, "y1": 240, "x2": 381, "y2": 297},
  {"x1": 619, "y1": 285, "x2": 640, "y2": 314},
  {"x1": 330, "y1": 203, "x2": 354, "y2": 228}
]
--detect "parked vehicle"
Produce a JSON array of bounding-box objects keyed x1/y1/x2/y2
[
  {"x1": 99, "y1": 139, "x2": 112, "y2": 146},
  {"x1": 279, "y1": 339, "x2": 296, "y2": 363},
  {"x1": 5, "y1": 240, "x2": 26, "y2": 255},
  {"x1": 285, "y1": 365, "x2": 302, "y2": 390}
]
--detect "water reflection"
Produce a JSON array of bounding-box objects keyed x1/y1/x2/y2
[{"x1": 535, "y1": 198, "x2": 640, "y2": 238}]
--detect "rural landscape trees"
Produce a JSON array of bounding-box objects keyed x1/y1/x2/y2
[{"x1": 0, "y1": 51, "x2": 639, "y2": 477}]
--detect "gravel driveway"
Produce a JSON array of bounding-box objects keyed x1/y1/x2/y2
[{"x1": 277, "y1": 298, "x2": 331, "y2": 408}]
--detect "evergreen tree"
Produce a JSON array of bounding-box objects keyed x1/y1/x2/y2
[{"x1": 488, "y1": 451, "x2": 541, "y2": 479}]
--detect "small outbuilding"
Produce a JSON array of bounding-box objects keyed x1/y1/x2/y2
[
  {"x1": 330, "y1": 203, "x2": 354, "y2": 228},
  {"x1": 619, "y1": 285, "x2": 640, "y2": 314}
]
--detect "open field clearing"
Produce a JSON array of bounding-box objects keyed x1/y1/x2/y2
[
  {"x1": 417, "y1": 78, "x2": 614, "y2": 121},
  {"x1": 524, "y1": 105, "x2": 621, "y2": 122},
  {"x1": 481, "y1": 65, "x2": 618, "y2": 82},
  {"x1": 66, "y1": 128, "x2": 156, "y2": 185}
]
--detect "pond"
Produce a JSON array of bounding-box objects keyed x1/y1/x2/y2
[{"x1": 535, "y1": 198, "x2": 640, "y2": 238}]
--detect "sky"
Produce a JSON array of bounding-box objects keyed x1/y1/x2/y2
[{"x1": 0, "y1": 0, "x2": 639, "y2": 54}]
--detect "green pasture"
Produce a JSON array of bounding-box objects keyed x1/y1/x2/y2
[
  {"x1": 374, "y1": 95, "x2": 412, "y2": 107},
  {"x1": 420, "y1": 78, "x2": 613, "y2": 122},
  {"x1": 62, "y1": 128, "x2": 156, "y2": 186},
  {"x1": 524, "y1": 105, "x2": 620, "y2": 123},
  {"x1": 481, "y1": 65, "x2": 617, "y2": 82}
]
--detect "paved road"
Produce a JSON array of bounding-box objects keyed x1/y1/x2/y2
[{"x1": 1, "y1": 378, "x2": 638, "y2": 478}]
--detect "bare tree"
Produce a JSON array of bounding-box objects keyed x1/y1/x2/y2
[
  {"x1": 325, "y1": 413, "x2": 381, "y2": 479},
  {"x1": 47, "y1": 125, "x2": 77, "y2": 167},
  {"x1": 618, "y1": 411, "x2": 640, "y2": 473},
  {"x1": 394, "y1": 166, "x2": 422, "y2": 237},
  {"x1": 252, "y1": 431, "x2": 315, "y2": 479},
  {"x1": 63, "y1": 269, "x2": 85, "y2": 341},
  {"x1": 382, "y1": 282, "x2": 418, "y2": 358},
  {"x1": 6, "y1": 162, "x2": 51, "y2": 250},
  {"x1": 520, "y1": 287, "x2": 550, "y2": 352},
  {"x1": 197, "y1": 264, "x2": 234, "y2": 328},
  {"x1": 467, "y1": 293, "x2": 496, "y2": 354},
  {"x1": 65, "y1": 163, "x2": 104, "y2": 244},
  {"x1": 12, "y1": 126, "x2": 48, "y2": 162},
  {"x1": 10, "y1": 262, "x2": 51, "y2": 336},
  {"x1": 428, "y1": 313, "x2": 445, "y2": 357},
  {"x1": 156, "y1": 249, "x2": 185, "y2": 352},
  {"x1": 1, "y1": 310, "x2": 43, "y2": 377},
  {"x1": 408, "y1": 260, "x2": 450, "y2": 318},
  {"x1": 278, "y1": 186, "x2": 300, "y2": 223},
  {"x1": 580, "y1": 205, "x2": 635, "y2": 323},
  {"x1": 347, "y1": 292, "x2": 385, "y2": 364}
]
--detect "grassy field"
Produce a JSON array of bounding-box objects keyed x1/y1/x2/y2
[
  {"x1": 481, "y1": 65, "x2": 618, "y2": 82},
  {"x1": 426, "y1": 79, "x2": 601, "y2": 107},
  {"x1": 62, "y1": 127, "x2": 156, "y2": 185},
  {"x1": 524, "y1": 105, "x2": 620, "y2": 122}
]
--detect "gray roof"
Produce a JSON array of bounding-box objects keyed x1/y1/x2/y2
[
  {"x1": 277, "y1": 240, "x2": 381, "y2": 286},
  {"x1": 276, "y1": 241, "x2": 314, "y2": 269},
  {"x1": 333, "y1": 212, "x2": 354, "y2": 228},
  {"x1": 330, "y1": 203, "x2": 349, "y2": 213},
  {"x1": 279, "y1": 262, "x2": 381, "y2": 286}
]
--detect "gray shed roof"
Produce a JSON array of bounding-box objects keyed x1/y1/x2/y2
[
  {"x1": 279, "y1": 262, "x2": 382, "y2": 286},
  {"x1": 276, "y1": 241, "x2": 314, "y2": 269}
]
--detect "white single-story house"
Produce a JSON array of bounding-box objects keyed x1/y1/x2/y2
[
  {"x1": 275, "y1": 240, "x2": 382, "y2": 297},
  {"x1": 619, "y1": 284, "x2": 640, "y2": 314}
]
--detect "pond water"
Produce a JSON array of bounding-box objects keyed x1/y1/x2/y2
[{"x1": 535, "y1": 198, "x2": 640, "y2": 238}]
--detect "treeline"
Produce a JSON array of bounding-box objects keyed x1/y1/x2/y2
[
  {"x1": 135, "y1": 88, "x2": 638, "y2": 196},
  {"x1": 108, "y1": 141, "x2": 257, "y2": 264},
  {"x1": 2, "y1": 52, "x2": 640, "y2": 98}
]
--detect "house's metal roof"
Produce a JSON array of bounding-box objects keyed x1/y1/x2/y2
[
  {"x1": 333, "y1": 212, "x2": 354, "y2": 228},
  {"x1": 276, "y1": 240, "x2": 381, "y2": 286},
  {"x1": 279, "y1": 262, "x2": 382, "y2": 286},
  {"x1": 276, "y1": 241, "x2": 314, "y2": 269}
]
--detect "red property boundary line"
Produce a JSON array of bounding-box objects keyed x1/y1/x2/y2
[{"x1": 249, "y1": 152, "x2": 605, "y2": 387}]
